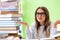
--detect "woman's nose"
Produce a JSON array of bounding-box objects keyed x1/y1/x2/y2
[{"x1": 38, "y1": 14, "x2": 42, "y2": 17}]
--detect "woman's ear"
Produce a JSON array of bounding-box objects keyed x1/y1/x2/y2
[{"x1": 54, "y1": 20, "x2": 60, "y2": 28}]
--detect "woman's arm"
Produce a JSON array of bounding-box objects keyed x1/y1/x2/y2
[
  {"x1": 50, "y1": 20, "x2": 60, "y2": 38},
  {"x1": 17, "y1": 21, "x2": 35, "y2": 39},
  {"x1": 17, "y1": 21, "x2": 29, "y2": 29}
]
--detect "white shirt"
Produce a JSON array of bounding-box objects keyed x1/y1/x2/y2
[{"x1": 26, "y1": 22, "x2": 57, "y2": 39}]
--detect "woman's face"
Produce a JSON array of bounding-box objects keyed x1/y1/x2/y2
[{"x1": 36, "y1": 8, "x2": 46, "y2": 23}]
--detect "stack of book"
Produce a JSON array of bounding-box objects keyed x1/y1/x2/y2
[
  {"x1": 0, "y1": 0, "x2": 18, "y2": 11},
  {"x1": 0, "y1": 0, "x2": 22, "y2": 37},
  {"x1": 0, "y1": 14, "x2": 19, "y2": 33}
]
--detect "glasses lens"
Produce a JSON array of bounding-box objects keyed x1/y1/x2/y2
[{"x1": 37, "y1": 12, "x2": 45, "y2": 16}]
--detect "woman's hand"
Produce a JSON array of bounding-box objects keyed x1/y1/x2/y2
[
  {"x1": 17, "y1": 21, "x2": 29, "y2": 29},
  {"x1": 54, "y1": 20, "x2": 60, "y2": 28}
]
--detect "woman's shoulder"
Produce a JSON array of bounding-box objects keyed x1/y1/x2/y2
[
  {"x1": 50, "y1": 22, "x2": 56, "y2": 29},
  {"x1": 29, "y1": 22, "x2": 36, "y2": 32},
  {"x1": 31, "y1": 22, "x2": 36, "y2": 26},
  {"x1": 30, "y1": 22, "x2": 36, "y2": 29}
]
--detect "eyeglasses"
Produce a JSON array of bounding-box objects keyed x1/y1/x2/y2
[{"x1": 36, "y1": 12, "x2": 45, "y2": 16}]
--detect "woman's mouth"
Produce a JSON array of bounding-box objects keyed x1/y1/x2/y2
[{"x1": 38, "y1": 18, "x2": 42, "y2": 20}]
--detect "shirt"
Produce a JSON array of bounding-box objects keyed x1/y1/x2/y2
[{"x1": 26, "y1": 22, "x2": 57, "y2": 39}]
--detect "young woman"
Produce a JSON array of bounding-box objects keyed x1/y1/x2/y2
[{"x1": 17, "y1": 6, "x2": 60, "y2": 39}]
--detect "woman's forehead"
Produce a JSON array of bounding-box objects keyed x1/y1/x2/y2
[{"x1": 37, "y1": 9, "x2": 44, "y2": 13}]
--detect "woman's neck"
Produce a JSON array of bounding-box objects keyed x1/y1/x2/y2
[{"x1": 40, "y1": 22, "x2": 44, "y2": 26}]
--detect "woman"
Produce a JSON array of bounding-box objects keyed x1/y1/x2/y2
[{"x1": 17, "y1": 6, "x2": 60, "y2": 39}]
